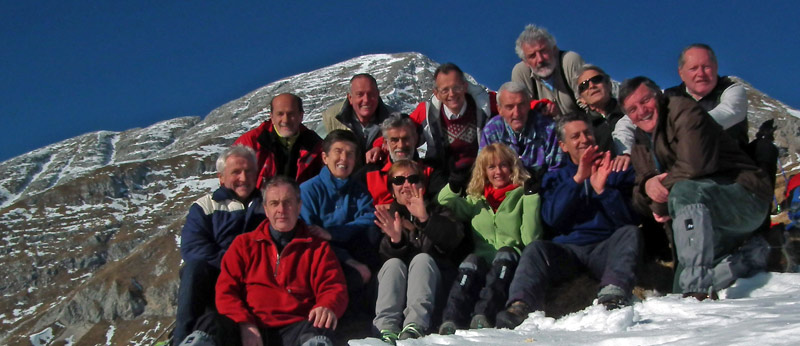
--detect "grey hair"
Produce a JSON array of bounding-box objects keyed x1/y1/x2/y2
[
  {"x1": 678, "y1": 43, "x2": 717, "y2": 68},
  {"x1": 216, "y1": 145, "x2": 257, "y2": 173},
  {"x1": 380, "y1": 112, "x2": 417, "y2": 138},
  {"x1": 515, "y1": 24, "x2": 557, "y2": 60},
  {"x1": 555, "y1": 111, "x2": 592, "y2": 142},
  {"x1": 575, "y1": 64, "x2": 610, "y2": 86},
  {"x1": 260, "y1": 175, "x2": 301, "y2": 203},
  {"x1": 496, "y1": 81, "x2": 529, "y2": 105}
]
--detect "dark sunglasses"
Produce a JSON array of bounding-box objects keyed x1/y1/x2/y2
[
  {"x1": 390, "y1": 174, "x2": 421, "y2": 185},
  {"x1": 578, "y1": 75, "x2": 607, "y2": 93}
]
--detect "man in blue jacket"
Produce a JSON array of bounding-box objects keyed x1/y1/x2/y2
[
  {"x1": 496, "y1": 112, "x2": 642, "y2": 329},
  {"x1": 175, "y1": 145, "x2": 266, "y2": 344}
]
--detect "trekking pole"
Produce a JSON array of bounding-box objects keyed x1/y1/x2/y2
[{"x1": 149, "y1": 320, "x2": 176, "y2": 346}]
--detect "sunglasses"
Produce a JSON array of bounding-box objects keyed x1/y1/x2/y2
[
  {"x1": 578, "y1": 75, "x2": 606, "y2": 93},
  {"x1": 390, "y1": 174, "x2": 422, "y2": 185}
]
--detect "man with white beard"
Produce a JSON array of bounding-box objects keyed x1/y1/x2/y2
[{"x1": 511, "y1": 24, "x2": 586, "y2": 116}]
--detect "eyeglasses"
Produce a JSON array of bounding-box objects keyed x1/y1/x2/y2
[
  {"x1": 578, "y1": 75, "x2": 607, "y2": 93},
  {"x1": 435, "y1": 86, "x2": 465, "y2": 95},
  {"x1": 390, "y1": 174, "x2": 421, "y2": 185}
]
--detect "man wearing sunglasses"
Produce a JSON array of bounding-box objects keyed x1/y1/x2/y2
[{"x1": 511, "y1": 24, "x2": 585, "y2": 116}]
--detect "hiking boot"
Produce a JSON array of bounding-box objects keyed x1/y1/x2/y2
[
  {"x1": 682, "y1": 291, "x2": 719, "y2": 301},
  {"x1": 398, "y1": 323, "x2": 424, "y2": 340},
  {"x1": 438, "y1": 320, "x2": 457, "y2": 335},
  {"x1": 469, "y1": 314, "x2": 493, "y2": 329},
  {"x1": 495, "y1": 301, "x2": 531, "y2": 329},
  {"x1": 597, "y1": 284, "x2": 630, "y2": 310},
  {"x1": 378, "y1": 329, "x2": 398, "y2": 345},
  {"x1": 598, "y1": 294, "x2": 628, "y2": 310}
]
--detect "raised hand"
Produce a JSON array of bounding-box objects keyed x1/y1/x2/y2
[
  {"x1": 573, "y1": 145, "x2": 601, "y2": 184},
  {"x1": 405, "y1": 187, "x2": 429, "y2": 222},
  {"x1": 590, "y1": 151, "x2": 612, "y2": 194},
  {"x1": 374, "y1": 209, "x2": 403, "y2": 243}
]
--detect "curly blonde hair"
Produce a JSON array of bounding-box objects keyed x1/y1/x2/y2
[{"x1": 466, "y1": 143, "x2": 530, "y2": 197}]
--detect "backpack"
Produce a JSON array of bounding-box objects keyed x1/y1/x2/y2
[{"x1": 785, "y1": 174, "x2": 800, "y2": 228}]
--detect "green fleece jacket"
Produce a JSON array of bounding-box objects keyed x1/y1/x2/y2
[{"x1": 437, "y1": 183, "x2": 543, "y2": 264}]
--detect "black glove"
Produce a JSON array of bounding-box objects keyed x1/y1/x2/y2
[{"x1": 447, "y1": 156, "x2": 471, "y2": 194}]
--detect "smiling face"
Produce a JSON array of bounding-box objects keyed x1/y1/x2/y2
[
  {"x1": 622, "y1": 84, "x2": 660, "y2": 134},
  {"x1": 347, "y1": 76, "x2": 380, "y2": 124},
  {"x1": 390, "y1": 166, "x2": 424, "y2": 206},
  {"x1": 485, "y1": 156, "x2": 513, "y2": 189},
  {"x1": 558, "y1": 120, "x2": 596, "y2": 164},
  {"x1": 218, "y1": 154, "x2": 258, "y2": 201},
  {"x1": 322, "y1": 140, "x2": 357, "y2": 179},
  {"x1": 384, "y1": 125, "x2": 417, "y2": 161},
  {"x1": 433, "y1": 71, "x2": 467, "y2": 114},
  {"x1": 263, "y1": 183, "x2": 301, "y2": 233},
  {"x1": 498, "y1": 90, "x2": 530, "y2": 133},
  {"x1": 521, "y1": 39, "x2": 557, "y2": 78},
  {"x1": 678, "y1": 47, "x2": 718, "y2": 99},
  {"x1": 270, "y1": 94, "x2": 303, "y2": 137},
  {"x1": 577, "y1": 70, "x2": 611, "y2": 110}
]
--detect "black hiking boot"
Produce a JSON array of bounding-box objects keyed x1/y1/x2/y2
[{"x1": 495, "y1": 301, "x2": 531, "y2": 329}]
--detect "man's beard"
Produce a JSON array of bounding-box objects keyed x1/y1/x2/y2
[{"x1": 532, "y1": 63, "x2": 555, "y2": 79}]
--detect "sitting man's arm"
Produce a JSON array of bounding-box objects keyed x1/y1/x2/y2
[
  {"x1": 309, "y1": 242, "x2": 348, "y2": 328},
  {"x1": 612, "y1": 115, "x2": 636, "y2": 156},
  {"x1": 215, "y1": 236, "x2": 256, "y2": 323},
  {"x1": 180, "y1": 200, "x2": 224, "y2": 268},
  {"x1": 707, "y1": 83, "x2": 747, "y2": 130}
]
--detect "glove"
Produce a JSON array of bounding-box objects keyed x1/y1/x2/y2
[{"x1": 447, "y1": 156, "x2": 471, "y2": 194}]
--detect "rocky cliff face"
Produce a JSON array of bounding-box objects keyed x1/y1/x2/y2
[{"x1": 0, "y1": 53, "x2": 797, "y2": 345}]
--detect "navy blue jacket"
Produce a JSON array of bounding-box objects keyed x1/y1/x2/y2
[
  {"x1": 541, "y1": 159, "x2": 638, "y2": 245},
  {"x1": 180, "y1": 187, "x2": 265, "y2": 268}
]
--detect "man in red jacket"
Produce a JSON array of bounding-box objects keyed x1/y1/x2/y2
[
  {"x1": 197, "y1": 176, "x2": 347, "y2": 346},
  {"x1": 234, "y1": 93, "x2": 324, "y2": 188}
]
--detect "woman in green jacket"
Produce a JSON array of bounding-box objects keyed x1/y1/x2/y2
[{"x1": 437, "y1": 143, "x2": 543, "y2": 334}]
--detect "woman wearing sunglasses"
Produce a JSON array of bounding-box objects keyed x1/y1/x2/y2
[
  {"x1": 372, "y1": 160, "x2": 471, "y2": 344},
  {"x1": 436, "y1": 143, "x2": 543, "y2": 334}
]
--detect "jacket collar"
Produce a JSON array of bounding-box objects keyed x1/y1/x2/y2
[
  {"x1": 253, "y1": 219, "x2": 313, "y2": 244},
  {"x1": 212, "y1": 186, "x2": 260, "y2": 204}
]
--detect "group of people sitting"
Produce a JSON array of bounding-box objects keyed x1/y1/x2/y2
[{"x1": 172, "y1": 24, "x2": 777, "y2": 346}]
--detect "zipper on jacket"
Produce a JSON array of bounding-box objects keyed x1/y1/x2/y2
[{"x1": 274, "y1": 252, "x2": 280, "y2": 278}]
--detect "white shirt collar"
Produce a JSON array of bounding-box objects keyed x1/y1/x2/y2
[{"x1": 443, "y1": 101, "x2": 467, "y2": 120}]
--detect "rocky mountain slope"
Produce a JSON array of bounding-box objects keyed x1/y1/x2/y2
[{"x1": 0, "y1": 52, "x2": 798, "y2": 345}]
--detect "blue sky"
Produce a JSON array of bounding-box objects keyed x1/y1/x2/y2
[{"x1": 1, "y1": 1, "x2": 798, "y2": 162}]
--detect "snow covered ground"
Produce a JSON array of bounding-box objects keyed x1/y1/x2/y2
[{"x1": 351, "y1": 271, "x2": 800, "y2": 345}]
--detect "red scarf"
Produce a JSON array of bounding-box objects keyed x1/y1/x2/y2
[{"x1": 484, "y1": 184, "x2": 518, "y2": 212}]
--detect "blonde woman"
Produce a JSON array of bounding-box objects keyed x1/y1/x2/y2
[{"x1": 437, "y1": 143, "x2": 543, "y2": 334}]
